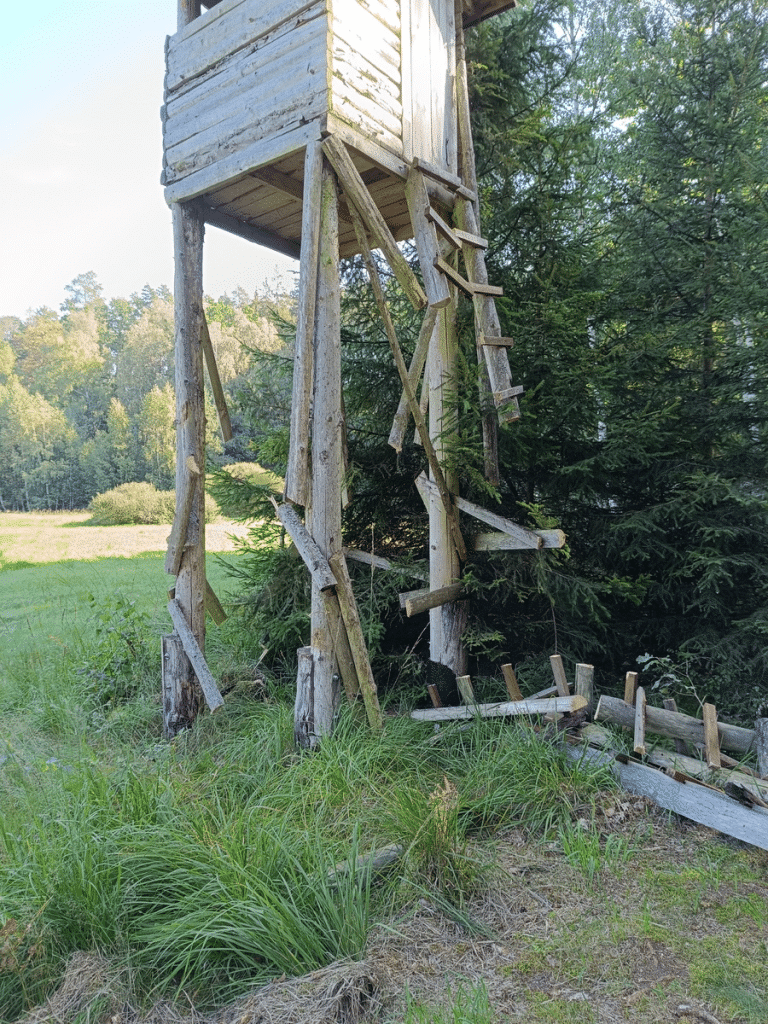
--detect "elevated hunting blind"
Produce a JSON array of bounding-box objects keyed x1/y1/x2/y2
[{"x1": 161, "y1": 0, "x2": 564, "y2": 742}]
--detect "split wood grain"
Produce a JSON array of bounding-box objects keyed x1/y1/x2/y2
[
  {"x1": 167, "y1": 599, "x2": 224, "y2": 713},
  {"x1": 575, "y1": 663, "x2": 594, "y2": 715},
  {"x1": 204, "y1": 580, "x2": 227, "y2": 625},
  {"x1": 405, "y1": 168, "x2": 451, "y2": 308},
  {"x1": 756, "y1": 714, "x2": 768, "y2": 779},
  {"x1": 321, "y1": 588, "x2": 360, "y2": 702},
  {"x1": 411, "y1": 695, "x2": 588, "y2": 722},
  {"x1": 624, "y1": 671, "x2": 639, "y2": 706},
  {"x1": 456, "y1": 674, "x2": 476, "y2": 704},
  {"x1": 165, "y1": 454, "x2": 201, "y2": 577},
  {"x1": 427, "y1": 683, "x2": 444, "y2": 708}
]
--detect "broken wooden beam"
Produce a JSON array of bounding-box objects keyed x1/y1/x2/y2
[
  {"x1": 471, "y1": 530, "x2": 565, "y2": 551},
  {"x1": 204, "y1": 580, "x2": 227, "y2": 625},
  {"x1": 165, "y1": 454, "x2": 201, "y2": 577},
  {"x1": 550, "y1": 654, "x2": 570, "y2": 697},
  {"x1": 167, "y1": 598, "x2": 224, "y2": 713},
  {"x1": 405, "y1": 169, "x2": 451, "y2": 308},
  {"x1": 634, "y1": 686, "x2": 647, "y2": 756},
  {"x1": 572, "y1": 743, "x2": 768, "y2": 852},
  {"x1": 200, "y1": 314, "x2": 233, "y2": 442},
  {"x1": 703, "y1": 702, "x2": 721, "y2": 768},
  {"x1": 623, "y1": 671, "x2": 639, "y2": 706},
  {"x1": 575, "y1": 663, "x2": 594, "y2": 716},
  {"x1": 595, "y1": 694, "x2": 756, "y2": 755},
  {"x1": 270, "y1": 499, "x2": 336, "y2": 592},
  {"x1": 405, "y1": 582, "x2": 464, "y2": 617},
  {"x1": 411, "y1": 695, "x2": 587, "y2": 722}
]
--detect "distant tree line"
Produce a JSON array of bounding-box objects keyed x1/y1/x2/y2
[{"x1": 0, "y1": 272, "x2": 293, "y2": 511}]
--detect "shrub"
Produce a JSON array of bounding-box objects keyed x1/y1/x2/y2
[{"x1": 87, "y1": 482, "x2": 218, "y2": 526}]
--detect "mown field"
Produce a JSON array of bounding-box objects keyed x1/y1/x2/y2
[{"x1": 0, "y1": 516, "x2": 766, "y2": 1024}]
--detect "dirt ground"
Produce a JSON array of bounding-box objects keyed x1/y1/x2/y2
[{"x1": 18, "y1": 797, "x2": 768, "y2": 1024}]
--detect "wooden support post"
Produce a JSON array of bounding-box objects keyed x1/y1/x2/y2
[
  {"x1": 165, "y1": 455, "x2": 201, "y2": 577},
  {"x1": 756, "y1": 705, "x2": 768, "y2": 779},
  {"x1": 633, "y1": 686, "x2": 647, "y2": 756},
  {"x1": 347, "y1": 202, "x2": 466, "y2": 563},
  {"x1": 456, "y1": 675, "x2": 476, "y2": 704},
  {"x1": 177, "y1": 0, "x2": 200, "y2": 30},
  {"x1": 550, "y1": 654, "x2": 570, "y2": 697},
  {"x1": 702, "y1": 702, "x2": 721, "y2": 768},
  {"x1": 162, "y1": 201, "x2": 205, "y2": 737},
  {"x1": 428, "y1": 290, "x2": 467, "y2": 677},
  {"x1": 200, "y1": 315, "x2": 233, "y2": 441},
  {"x1": 295, "y1": 646, "x2": 335, "y2": 750},
  {"x1": 624, "y1": 671, "x2": 639, "y2": 706},
  {"x1": 575, "y1": 663, "x2": 594, "y2": 716},
  {"x1": 285, "y1": 139, "x2": 323, "y2": 505},
  {"x1": 501, "y1": 664, "x2": 523, "y2": 701},
  {"x1": 303, "y1": 156, "x2": 343, "y2": 743}
]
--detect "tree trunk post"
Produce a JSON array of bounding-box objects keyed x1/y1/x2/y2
[
  {"x1": 297, "y1": 156, "x2": 342, "y2": 745},
  {"x1": 163, "y1": 201, "x2": 205, "y2": 737},
  {"x1": 429, "y1": 290, "x2": 467, "y2": 677}
]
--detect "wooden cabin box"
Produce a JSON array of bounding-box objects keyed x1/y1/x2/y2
[
  {"x1": 161, "y1": 0, "x2": 458, "y2": 255},
  {"x1": 162, "y1": 0, "x2": 514, "y2": 256}
]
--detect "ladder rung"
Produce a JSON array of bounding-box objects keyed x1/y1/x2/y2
[
  {"x1": 494, "y1": 386, "x2": 524, "y2": 402},
  {"x1": 426, "y1": 206, "x2": 463, "y2": 250},
  {"x1": 412, "y1": 157, "x2": 477, "y2": 204},
  {"x1": 455, "y1": 228, "x2": 488, "y2": 249}
]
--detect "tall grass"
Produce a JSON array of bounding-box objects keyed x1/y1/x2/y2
[{"x1": 0, "y1": 542, "x2": 617, "y2": 1016}]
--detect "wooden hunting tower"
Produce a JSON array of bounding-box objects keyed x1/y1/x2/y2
[{"x1": 161, "y1": 0, "x2": 563, "y2": 741}]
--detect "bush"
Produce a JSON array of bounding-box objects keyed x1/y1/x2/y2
[{"x1": 87, "y1": 482, "x2": 218, "y2": 526}]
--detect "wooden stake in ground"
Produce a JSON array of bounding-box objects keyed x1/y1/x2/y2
[
  {"x1": 634, "y1": 686, "x2": 647, "y2": 756},
  {"x1": 501, "y1": 664, "x2": 523, "y2": 701},
  {"x1": 756, "y1": 705, "x2": 768, "y2": 779},
  {"x1": 575, "y1": 663, "x2": 594, "y2": 716},
  {"x1": 702, "y1": 702, "x2": 721, "y2": 768}
]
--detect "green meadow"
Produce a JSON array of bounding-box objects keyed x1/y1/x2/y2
[{"x1": 0, "y1": 515, "x2": 766, "y2": 1024}]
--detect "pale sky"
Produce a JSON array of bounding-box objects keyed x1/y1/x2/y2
[{"x1": 1, "y1": 1, "x2": 298, "y2": 321}]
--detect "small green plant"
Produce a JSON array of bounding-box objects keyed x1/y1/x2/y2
[
  {"x1": 402, "y1": 980, "x2": 494, "y2": 1024},
  {"x1": 559, "y1": 819, "x2": 637, "y2": 884},
  {"x1": 77, "y1": 592, "x2": 152, "y2": 705}
]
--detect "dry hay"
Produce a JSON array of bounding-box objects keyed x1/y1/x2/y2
[
  {"x1": 213, "y1": 961, "x2": 380, "y2": 1024},
  {"x1": 14, "y1": 952, "x2": 126, "y2": 1024},
  {"x1": 13, "y1": 957, "x2": 379, "y2": 1024}
]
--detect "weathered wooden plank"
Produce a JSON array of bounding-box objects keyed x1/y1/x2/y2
[
  {"x1": 471, "y1": 529, "x2": 565, "y2": 551},
  {"x1": 573, "y1": 745, "x2": 768, "y2": 852},
  {"x1": 456, "y1": 674, "x2": 476, "y2": 704},
  {"x1": 634, "y1": 685, "x2": 647, "y2": 756},
  {"x1": 168, "y1": 0, "x2": 323, "y2": 89},
  {"x1": 411, "y1": 695, "x2": 588, "y2": 722},
  {"x1": 329, "y1": 81, "x2": 404, "y2": 157},
  {"x1": 328, "y1": 552, "x2": 383, "y2": 731},
  {"x1": 756, "y1": 712, "x2": 768, "y2": 778},
  {"x1": 162, "y1": 633, "x2": 199, "y2": 737},
  {"x1": 388, "y1": 306, "x2": 439, "y2": 451},
  {"x1": 322, "y1": 589, "x2": 360, "y2": 702},
  {"x1": 168, "y1": 599, "x2": 225, "y2": 713},
  {"x1": 703, "y1": 702, "x2": 721, "y2": 768},
  {"x1": 285, "y1": 140, "x2": 323, "y2": 505},
  {"x1": 205, "y1": 580, "x2": 227, "y2": 625},
  {"x1": 331, "y1": 17, "x2": 400, "y2": 85},
  {"x1": 406, "y1": 582, "x2": 464, "y2": 617},
  {"x1": 624, "y1": 671, "x2": 639, "y2": 706},
  {"x1": 478, "y1": 334, "x2": 514, "y2": 347},
  {"x1": 416, "y1": 472, "x2": 548, "y2": 549},
  {"x1": 426, "y1": 205, "x2": 463, "y2": 250},
  {"x1": 405, "y1": 169, "x2": 451, "y2": 308},
  {"x1": 294, "y1": 646, "x2": 336, "y2": 749},
  {"x1": 200, "y1": 314, "x2": 233, "y2": 441},
  {"x1": 164, "y1": 120, "x2": 320, "y2": 203},
  {"x1": 349, "y1": 207, "x2": 466, "y2": 562},
  {"x1": 192, "y1": 199, "x2": 302, "y2": 259},
  {"x1": 323, "y1": 135, "x2": 426, "y2": 309},
  {"x1": 270, "y1": 499, "x2": 337, "y2": 591},
  {"x1": 595, "y1": 694, "x2": 756, "y2": 755},
  {"x1": 399, "y1": 587, "x2": 428, "y2": 610}
]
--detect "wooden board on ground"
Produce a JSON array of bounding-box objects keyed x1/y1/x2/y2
[{"x1": 411, "y1": 695, "x2": 587, "y2": 722}]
